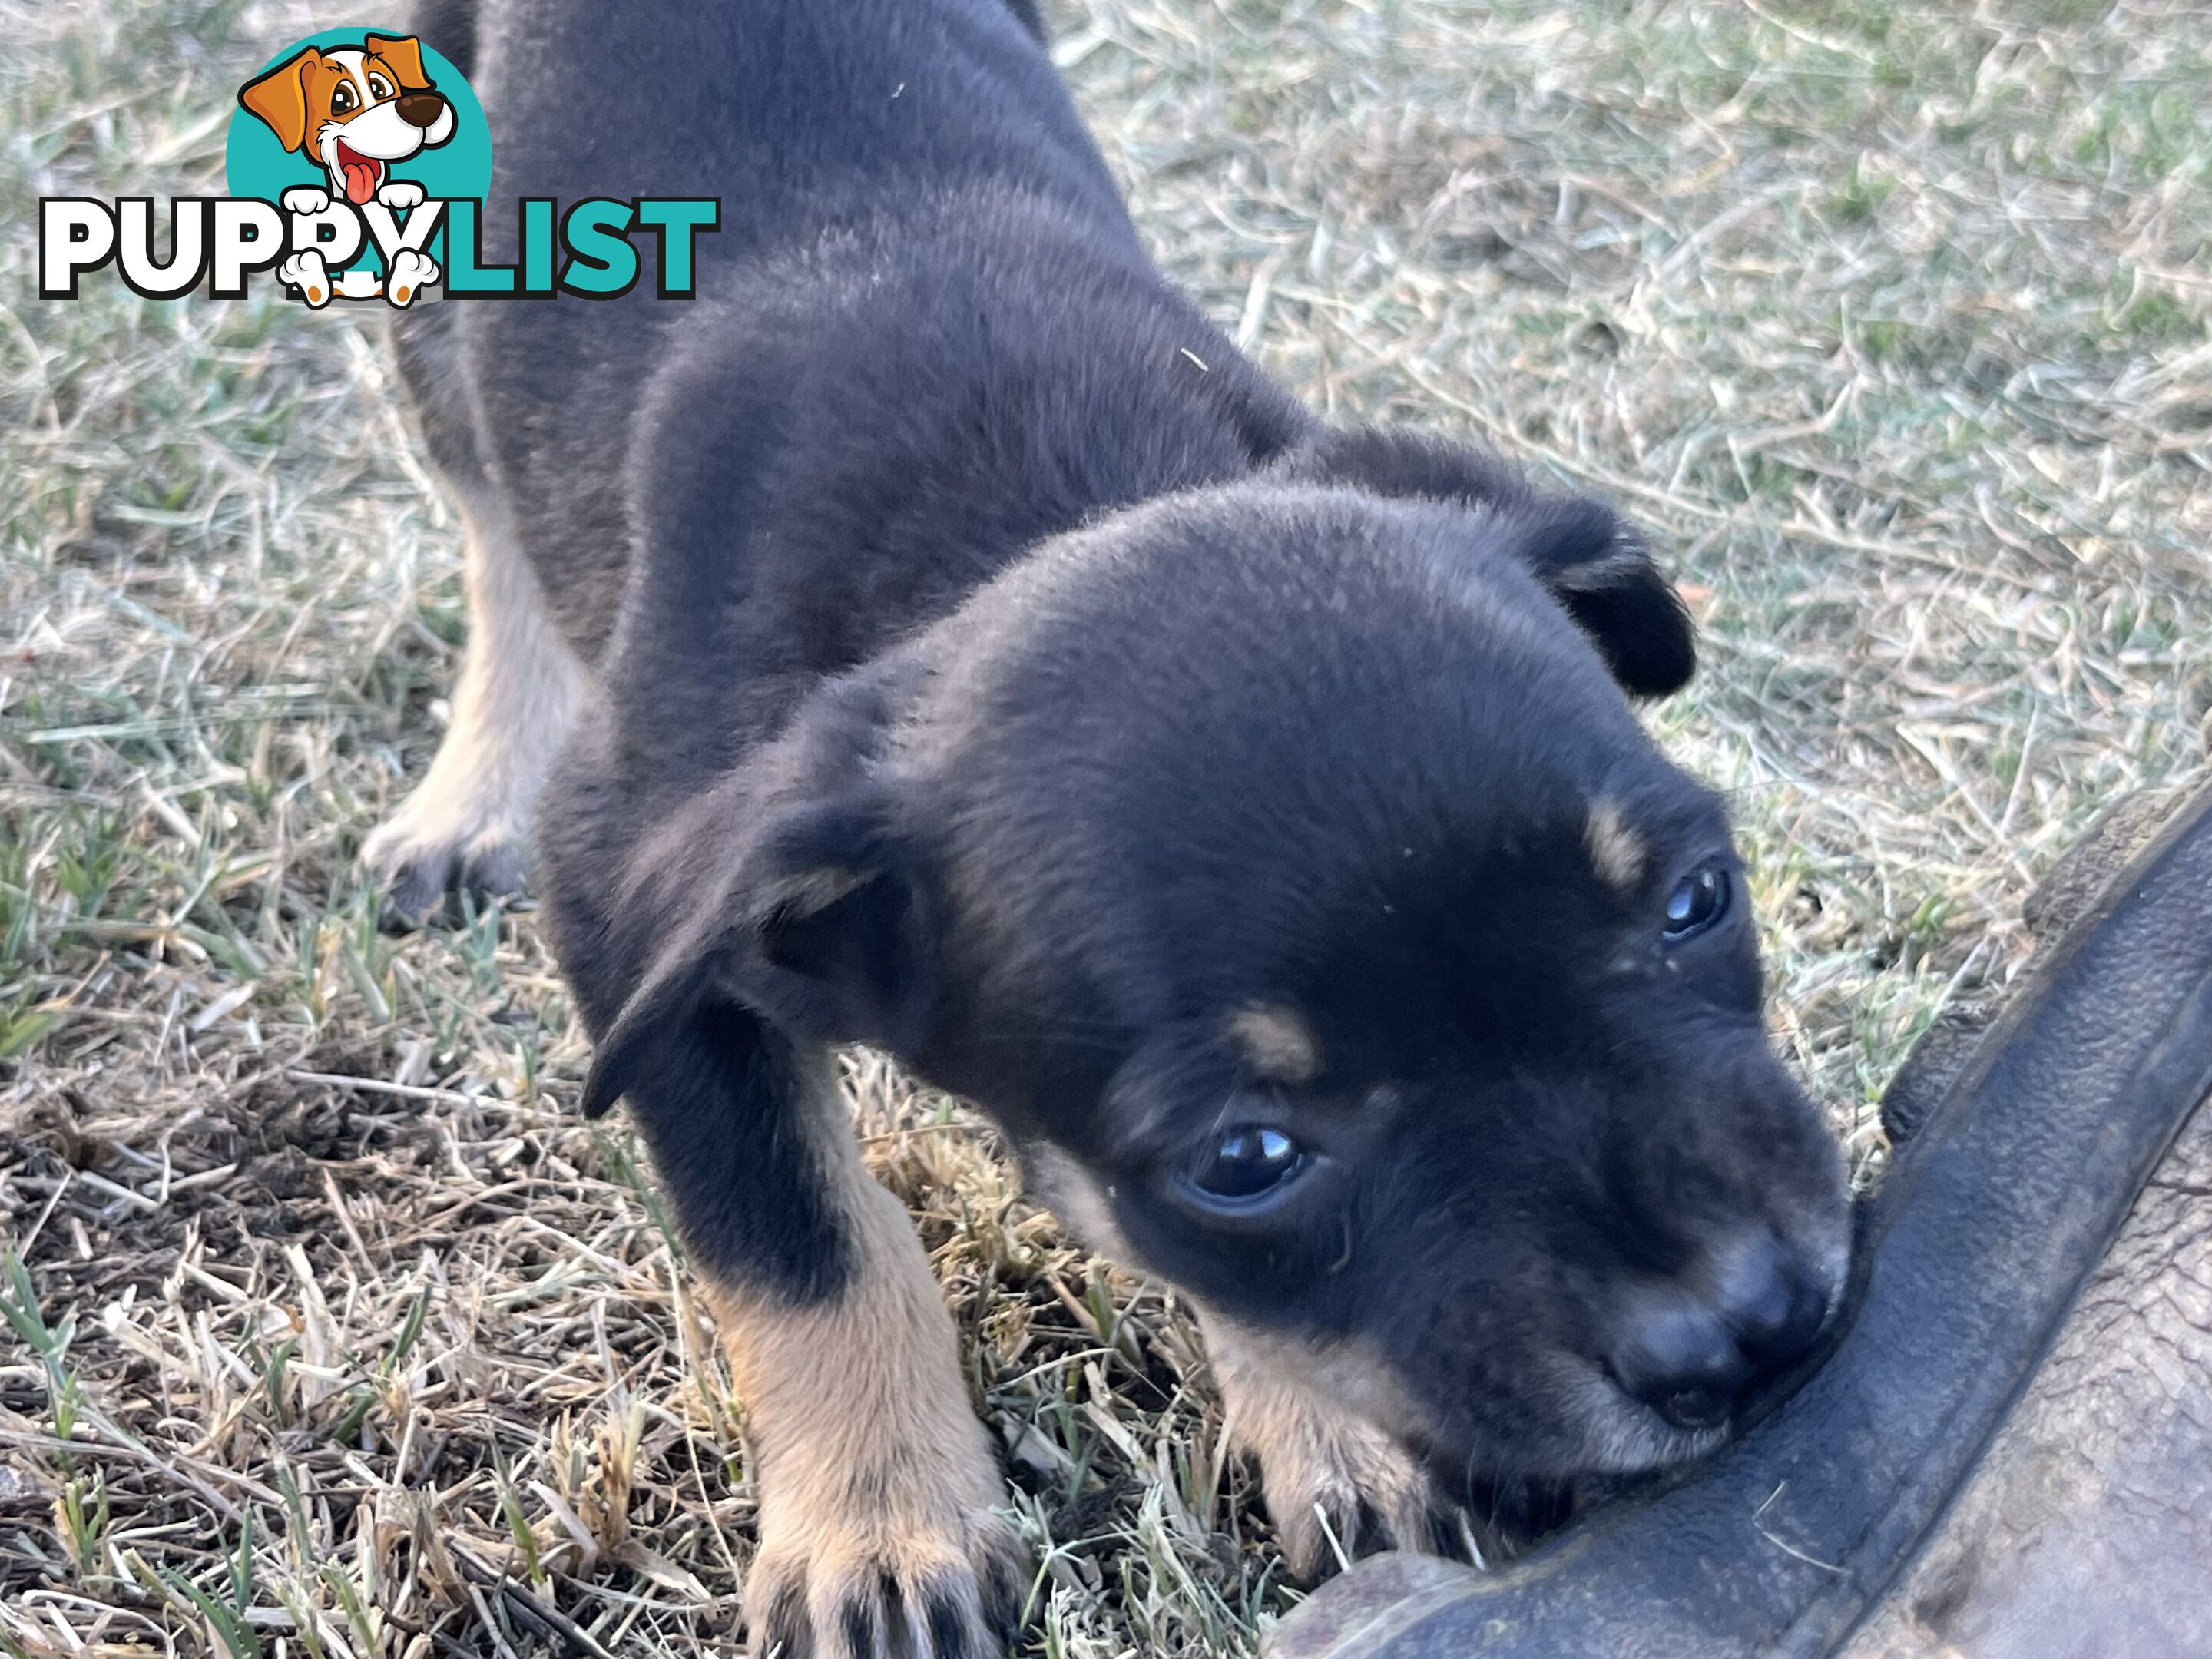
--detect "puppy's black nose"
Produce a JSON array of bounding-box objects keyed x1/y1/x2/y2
[
  {"x1": 1608, "y1": 1239, "x2": 1830, "y2": 1431},
  {"x1": 396, "y1": 92, "x2": 446, "y2": 129}
]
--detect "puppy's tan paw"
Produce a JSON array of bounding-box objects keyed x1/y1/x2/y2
[
  {"x1": 746, "y1": 1497, "x2": 1026, "y2": 1658},
  {"x1": 1240, "y1": 1386, "x2": 1452, "y2": 1583},
  {"x1": 1207, "y1": 1320, "x2": 1457, "y2": 1584},
  {"x1": 363, "y1": 808, "x2": 531, "y2": 929},
  {"x1": 709, "y1": 1124, "x2": 1031, "y2": 1654}
]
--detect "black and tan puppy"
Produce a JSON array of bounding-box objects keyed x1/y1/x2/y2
[{"x1": 373, "y1": 1, "x2": 1850, "y2": 1652}]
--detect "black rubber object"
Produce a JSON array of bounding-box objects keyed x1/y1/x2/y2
[{"x1": 1265, "y1": 776, "x2": 2212, "y2": 1659}]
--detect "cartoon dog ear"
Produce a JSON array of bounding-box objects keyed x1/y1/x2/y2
[
  {"x1": 363, "y1": 35, "x2": 435, "y2": 91},
  {"x1": 238, "y1": 48, "x2": 321, "y2": 154},
  {"x1": 578, "y1": 708, "x2": 938, "y2": 1120},
  {"x1": 1275, "y1": 425, "x2": 1696, "y2": 698}
]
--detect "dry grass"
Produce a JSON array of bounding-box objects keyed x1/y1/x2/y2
[{"x1": 2, "y1": 0, "x2": 2208, "y2": 1654}]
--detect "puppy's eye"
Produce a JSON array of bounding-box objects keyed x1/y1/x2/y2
[
  {"x1": 1663, "y1": 863, "x2": 1731, "y2": 942},
  {"x1": 331, "y1": 84, "x2": 356, "y2": 114},
  {"x1": 368, "y1": 73, "x2": 395, "y2": 100},
  {"x1": 1184, "y1": 1126, "x2": 1306, "y2": 1205}
]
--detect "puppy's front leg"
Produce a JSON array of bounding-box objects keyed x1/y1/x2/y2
[
  {"x1": 548, "y1": 701, "x2": 1025, "y2": 1651},
  {"x1": 685, "y1": 1057, "x2": 1026, "y2": 1657}
]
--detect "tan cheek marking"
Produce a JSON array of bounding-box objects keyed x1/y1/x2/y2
[
  {"x1": 1586, "y1": 798, "x2": 1648, "y2": 891},
  {"x1": 1228, "y1": 1004, "x2": 1322, "y2": 1086}
]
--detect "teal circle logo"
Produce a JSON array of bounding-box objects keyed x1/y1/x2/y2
[{"x1": 224, "y1": 28, "x2": 489, "y2": 297}]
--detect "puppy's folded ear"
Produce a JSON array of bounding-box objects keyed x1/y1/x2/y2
[
  {"x1": 1275, "y1": 425, "x2": 1696, "y2": 698},
  {"x1": 578, "y1": 714, "x2": 936, "y2": 1120},
  {"x1": 364, "y1": 35, "x2": 435, "y2": 91},
  {"x1": 238, "y1": 48, "x2": 320, "y2": 154}
]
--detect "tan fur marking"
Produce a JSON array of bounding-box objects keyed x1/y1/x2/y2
[
  {"x1": 1228, "y1": 1004, "x2": 1322, "y2": 1086},
  {"x1": 1202, "y1": 1311, "x2": 1446, "y2": 1582},
  {"x1": 362, "y1": 493, "x2": 585, "y2": 895},
  {"x1": 700, "y1": 1066, "x2": 1023, "y2": 1655},
  {"x1": 1585, "y1": 798, "x2": 1647, "y2": 891}
]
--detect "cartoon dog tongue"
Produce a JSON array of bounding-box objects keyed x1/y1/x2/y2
[{"x1": 337, "y1": 144, "x2": 379, "y2": 204}]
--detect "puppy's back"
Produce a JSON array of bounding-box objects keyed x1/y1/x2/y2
[
  {"x1": 469, "y1": 0, "x2": 1115, "y2": 255},
  {"x1": 400, "y1": 0, "x2": 1140, "y2": 660}
]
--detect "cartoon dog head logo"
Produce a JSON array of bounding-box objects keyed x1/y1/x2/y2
[
  {"x1": 238, "y1": 35, "x2": 455, "y2": 207},
  {"x1": 224, "y1": 29, "x2": 490, "y2": 309}
]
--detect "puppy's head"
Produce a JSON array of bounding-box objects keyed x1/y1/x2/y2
[
  {"x1": 588, "y1": 428, "x2": 1848, "y2": 1502},
  {"x1": 239, "y1": 35, "x2": 455, "y2": 204}
]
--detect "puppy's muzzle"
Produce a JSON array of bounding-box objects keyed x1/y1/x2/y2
[
  {"x1": 396, "y1": 92, "x2": 449, "y2": 131},
  {"x1": 1603, "y1": 1233, "x2": 1834, "y2": 1432}
]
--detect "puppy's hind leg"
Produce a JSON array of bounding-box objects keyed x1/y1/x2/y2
[{"x1": 366, "y1": 308, "x2": 584, "y2": 924}]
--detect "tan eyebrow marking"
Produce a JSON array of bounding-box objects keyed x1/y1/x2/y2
[
  {"x1": 1228, "y1": 1004, "x2": 1322, "y2": 1087},
  {"x1": 1586, "y1": 798, "x2": 1648, "y2": 891}
]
